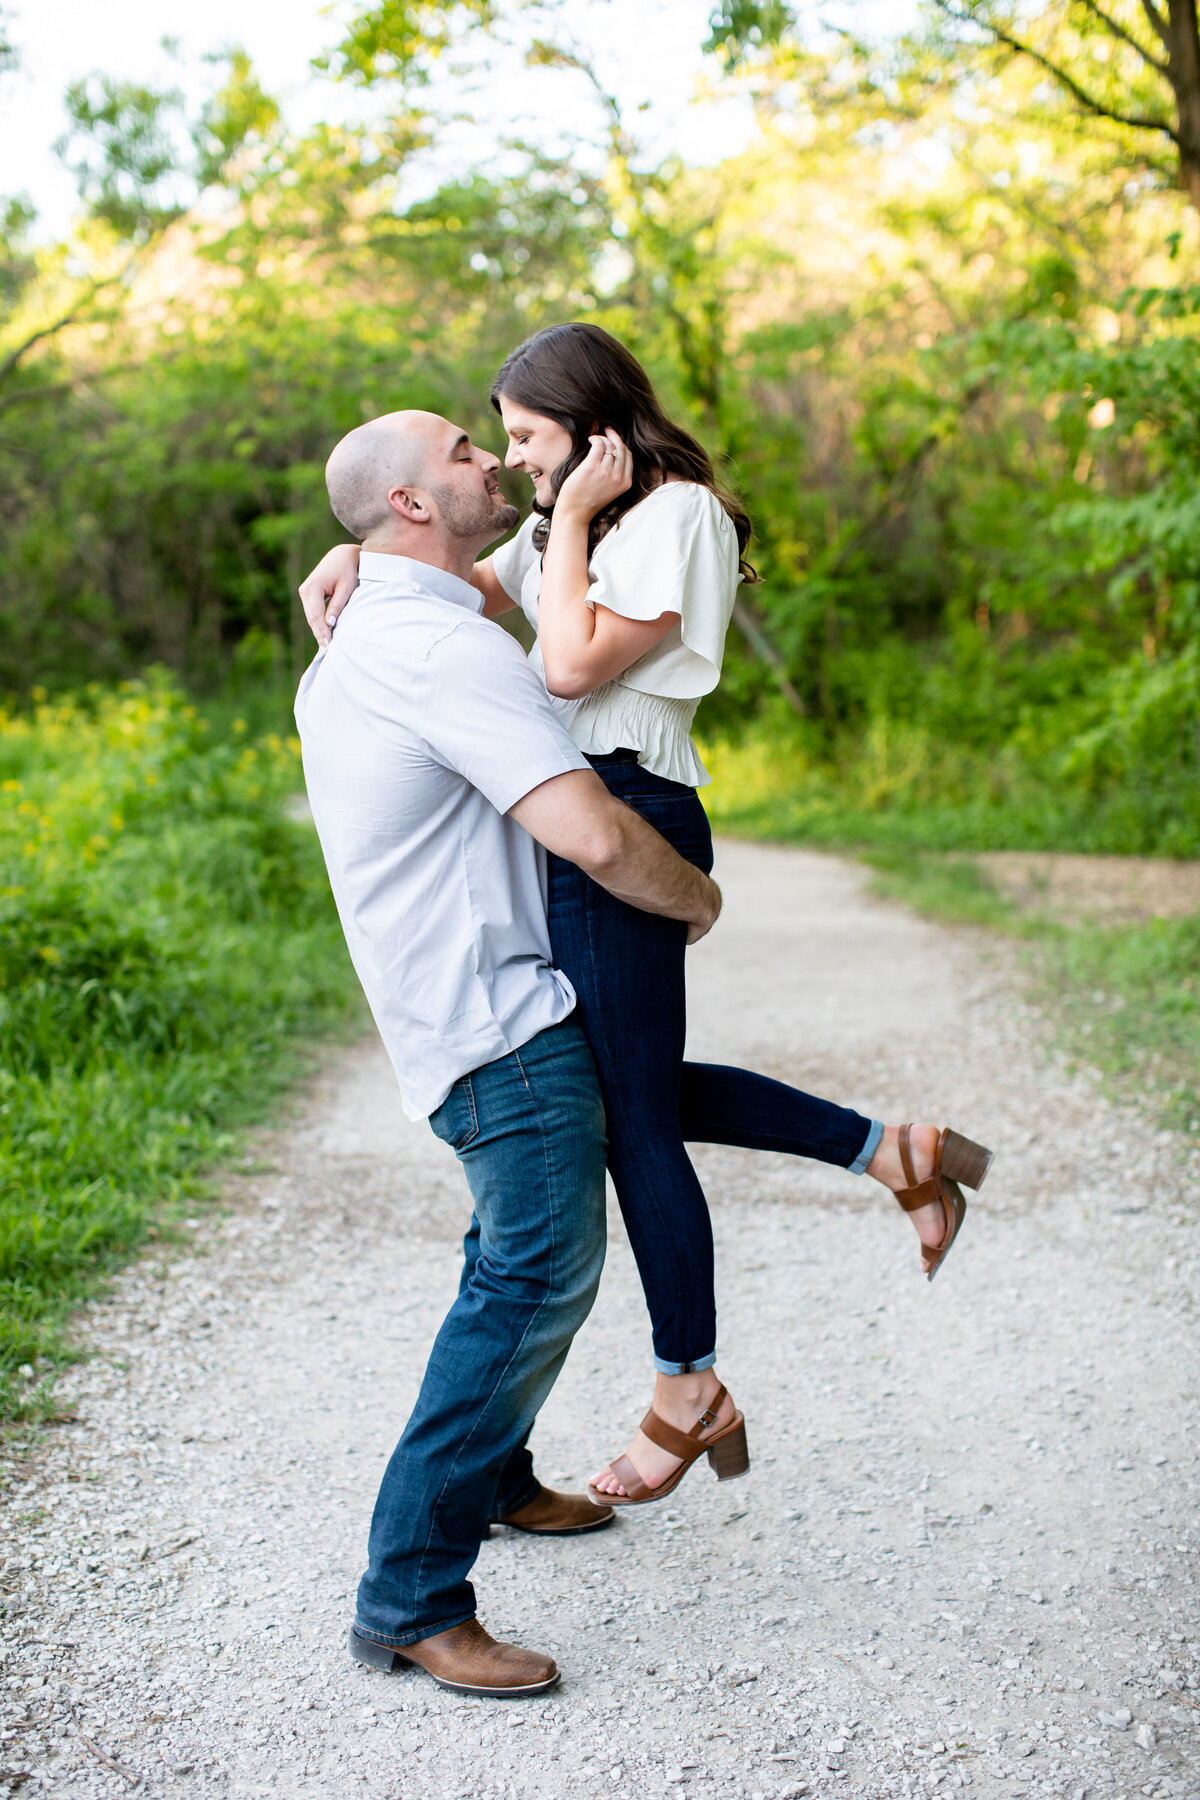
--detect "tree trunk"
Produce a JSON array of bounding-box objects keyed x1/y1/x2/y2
[{"x1": 1168, "y1": 0, "x2": 1200, "y2": 211}]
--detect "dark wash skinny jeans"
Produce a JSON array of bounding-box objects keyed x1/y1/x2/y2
[{"x1": 547, "y1": 751, "x2": 881, "y2": 1375}]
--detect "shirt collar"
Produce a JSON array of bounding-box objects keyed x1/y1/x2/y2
[{"x1": 357, "y1": 551, "x2": 484, "y2": 615}]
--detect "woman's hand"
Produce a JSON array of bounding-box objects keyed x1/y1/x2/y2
[
  {"x1": 299, "y1": 543, "x2": 361, "y2": 648},
  {"x1": 553, "y1": 429, "x2": 633, "y2": 523}
]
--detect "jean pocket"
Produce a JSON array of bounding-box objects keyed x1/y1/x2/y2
[{"x1": 430, "y1": 1076, "x2": 479, "y2": 1151}]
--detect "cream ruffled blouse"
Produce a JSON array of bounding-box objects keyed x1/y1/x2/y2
[{"x1": 489, "y1": 481, "x2": 742, "y2": 787}]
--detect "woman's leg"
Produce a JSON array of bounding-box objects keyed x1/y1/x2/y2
[
  {"x1": 547, "y1": 765, "x2": 738, "y2": 1496},
  {"x1": 677, "y1": 1066, "x2": 952, "y2": 1262},
  {"x1": 679, "y1": 1062, "x2": 882, "y2": 1172},
  {"x1": 547, "y1": 849, "x2": 716, "y2": 1373}
]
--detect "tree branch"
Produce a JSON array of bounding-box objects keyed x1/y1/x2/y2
[
  {"x1": 0, "y1": 378, "x2": 79, "y2": 416},
  {"x1": 1139, "y1": 0, "x2": 1171, "y2": 51},
  {"x1": 0, "y1": 362, "x2": 140, "y2": 418},
  {"x1": 932, "y1": 0, "x2": 1177, "y2": 138},
  {"x1": 1080, "y1": 0, "x2": 1169, "y2": 75},
  {"x1": 525, "y1": 40, "x2": 635, "y2": 165},
  {"x1": 0, "y1": 274, "x2": 124, "y2": 385},
  {"x1": 731, "y1": 598, "x2": 808, "y2": 717}
]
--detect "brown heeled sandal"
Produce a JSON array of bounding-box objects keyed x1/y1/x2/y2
[
  {"x1": 587, "y1": 1382, "x2": 750, "y2": 1508},
  {"x1": 895, "y1": 1124, "x2": 993, "y2": 1282}
]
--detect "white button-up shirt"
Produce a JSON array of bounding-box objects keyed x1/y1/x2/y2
[{"x1": 295, "y1": 552, "x2": 588, "y2": 1120}]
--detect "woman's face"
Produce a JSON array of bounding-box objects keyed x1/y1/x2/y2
[{"x1": 497, "y1": 397, "x2": 576, "y2": 510}]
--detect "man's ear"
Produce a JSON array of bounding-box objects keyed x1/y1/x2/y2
[{"x1": 387, "y1": 485, "x2": 430, "y2": 522}]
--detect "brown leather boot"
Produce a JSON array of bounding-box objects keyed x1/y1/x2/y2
[
  {"x1": 349, "y1": 1619, "x2": 559, "y2": 1696},
  {"x1": 494, "y1": 1484, "x2": 615, "y2": 1535}
]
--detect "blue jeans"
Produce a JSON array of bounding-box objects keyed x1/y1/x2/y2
[
  {"x1": 353, "y1": 1019, "x2": 607, "y2": 1647},
  {"x1": 547, "y1": 752, "x2": 882, "y2": 1376}
]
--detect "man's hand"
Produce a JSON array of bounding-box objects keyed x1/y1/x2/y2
[
  {"x1": 299, "y1": 543, "x2": 361, "y2": 647},
  {"x1": 686, "y1": 879, "x2": 722, "y2": 945},
  {"x1": 510, "y1": 769, "x2": 721, "y2": 942}
]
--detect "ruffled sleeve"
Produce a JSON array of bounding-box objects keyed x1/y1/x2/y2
[{"x1": 585, "y1": 484, "x2": 741, "y2": 700}]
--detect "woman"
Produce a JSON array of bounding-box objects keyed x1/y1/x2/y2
[{"x1": 300, "y1": 322, "x2": 993, "y2": 1507}]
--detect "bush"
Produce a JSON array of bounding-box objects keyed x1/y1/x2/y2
[{"x1": 0, "y1": 675, "x2": 359, "y2": 1416}]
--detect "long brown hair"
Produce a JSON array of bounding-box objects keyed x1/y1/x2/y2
[{"x1": 490, "y1": 322, "x2": 756, "y2": 579}]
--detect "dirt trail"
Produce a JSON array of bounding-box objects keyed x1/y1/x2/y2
[{"x1": 2, "y1": 842, "x2": 1198, "y2": 1800}]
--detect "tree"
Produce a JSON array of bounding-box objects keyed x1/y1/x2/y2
[{"x1": 931, "y1": 1, "x2": 1200, "y2": 213}]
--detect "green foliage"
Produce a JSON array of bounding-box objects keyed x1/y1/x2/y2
[
  {"x1": 0, "y1": 678, "x2": 359, "y2": 1415},
  {"x1": 924, "y1": 2, "x2": 1185, "y2": 196},
  {"x1": 54, "y1": 74, "x2": 189, "y2": 236},
  {"x1": 194, "y1": 50, "x2": 281, "y2": 192},
  {"x1": 317, "y1": 0, "x2": 496, "y2": 87},
  {"x1": 704, "y1": 1, "x2": 796, "y2": 64}
]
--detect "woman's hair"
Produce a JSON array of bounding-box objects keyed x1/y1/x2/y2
[{"x1": 490, "y1": 322, "x2": 755, "y2": 579}]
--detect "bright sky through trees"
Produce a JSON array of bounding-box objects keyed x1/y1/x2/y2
[{"x1": 1, "y1": 0, "x2": 919, "y2": 237}]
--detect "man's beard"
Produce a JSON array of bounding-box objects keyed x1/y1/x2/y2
[{"x1": 432, "y1": 484, "x2": 519, "y2": 540}]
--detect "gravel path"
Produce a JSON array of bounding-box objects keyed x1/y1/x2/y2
[{"x1": 2, "y1": 842, "x2": 1198, "y2": 1800}]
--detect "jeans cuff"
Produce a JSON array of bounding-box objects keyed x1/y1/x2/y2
[
  {"x1": 847, "y1": 1118, "x2": 884, "y2": 1177},
  {"x1": 652, "y1": 1350, "x2": 718, "y2": 1376},
  {"x1": 489, "y1": 1476, "x2": 541, "y2": 1523},
  {"x1": 352, "y1": 1609, "x2": 476, "y2": 1651}
]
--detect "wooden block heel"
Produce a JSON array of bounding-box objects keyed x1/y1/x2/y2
[
  {"x1": 707, "y1": 1418, "x2": 750, "y2": 1481},
  {"x1": 940, "y1": 1129, "x2": 994, "y2": 1191}
]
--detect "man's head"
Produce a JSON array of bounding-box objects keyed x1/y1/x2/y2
[{"x1": 325, "y1": 410, "x2": 518, "y2": 568}]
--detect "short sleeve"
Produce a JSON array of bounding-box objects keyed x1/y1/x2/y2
[
  {"x1": 489, "y1": 516, "x2": 540, "y2": 605},
  {"x1": 586, "y1": 485, "x2": 741, "y2": 699},
  {"x1": 420, "y1": 617, "x2": 588, "y2": 814}
]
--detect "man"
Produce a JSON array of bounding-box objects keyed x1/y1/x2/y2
[{"x1": 294, "y1": 409, "x2": 720, "y2": 1697}]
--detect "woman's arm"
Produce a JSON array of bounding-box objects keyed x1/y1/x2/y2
[
  {"x1": 472, "y1": 555, "x2": 516, "y2": 620},
  {"x1": 538, "y1": 432, "x2": 679, "y2": 700},
  {"x1": 299, "y1": 546, "x2": 514, "y2": 645},
  {"x1": 299, "y1": 543, "x2": 361, "y2": 648}
]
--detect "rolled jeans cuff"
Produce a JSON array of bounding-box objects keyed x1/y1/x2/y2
[
  {"x1": 847, "y1": 1117, "x2": 884, "y2": 1177},
  {"x1": 652, "y1": 1350, "x2": 718, "y2": 1376},
  {"x1": 352, "y1": 1609, "x2": 477, "y2": 1651}
]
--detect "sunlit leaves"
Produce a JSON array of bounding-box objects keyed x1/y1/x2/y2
[
  {"x1": 316, "y1": 0, "x2": 496, "y2": 87},
  {"x1": 704, "y1": 0, "x2": 796, "y2": 67},
  {"x1": 194, "y1": 49, "x2": 282, "y2": 192},
  {"x1": 54, "y1": 74, "x2": 189, "y2": 237}
]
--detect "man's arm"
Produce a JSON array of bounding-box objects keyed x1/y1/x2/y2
[{"x1": 509, "y1": 769, "x2": 721, "y2": 945}]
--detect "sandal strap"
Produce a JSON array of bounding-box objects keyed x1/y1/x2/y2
[
  {"x1": 898, "y1": 1123, "x2": 917, "y2": 1188},
  {"x1": 606, "y1": 1453, "x2": 652, "y2": 1501},
  {"x1": 895, "y1": 1176, "x2": 941, "y2": 1213},
  {"x1": 639, "y1": 1382, "x2": 729, "y2": 1461}
]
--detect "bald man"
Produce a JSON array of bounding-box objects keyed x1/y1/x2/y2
[{"x1": 295, "y1": 411, "x2": 720, "y2": 1697}]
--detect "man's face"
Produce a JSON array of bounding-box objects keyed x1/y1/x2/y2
[{"x1": 423, "y1": 420, "x2": 519, "y2": 543}]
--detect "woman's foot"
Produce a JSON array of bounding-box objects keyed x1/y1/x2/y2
[
  {"x1": 588, "y1": 1367, "x2": 737, "y2": 1498},
  {"x1": 866, "y1": 1123, "x2": 947, "y2": 1271}
]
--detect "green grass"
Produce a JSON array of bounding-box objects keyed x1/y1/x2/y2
[
  {"x1": 697, "y1": 730, "x2": 1200, "y2": 857},
  {"x1": 857, "y1": 847, "x2": 1026, "y2": 932},
  {"x1": 0, "y1": 675, "x2": 361, "y2": 1422},
  {"x1": 1042, "y1": 914, "x2": 1200, "y2": 1137}
]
